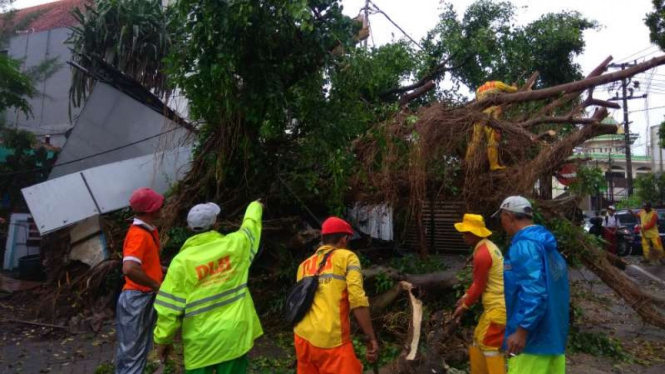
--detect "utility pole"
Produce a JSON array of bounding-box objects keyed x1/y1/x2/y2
[
  {"x1": 608, "y1": 62, "x2": 647, "y2": 196},
  {"x1": 363, "y1": 0, "x2": 369, "y2": 50}
]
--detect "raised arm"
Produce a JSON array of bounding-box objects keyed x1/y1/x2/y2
[{"x1": 240, "y1": 200, "x2": 263, "y2": 262}]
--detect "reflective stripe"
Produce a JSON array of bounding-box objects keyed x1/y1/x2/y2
[
  {"x1": 186, "y1": 283, "x2": 247, "y2": 309},
  {"x1": 319, "y1": 273, "x2": 345, "y2": 281},
  {"x1": 243, "y1": 228, "x2": 257, "y2": 260},
  {"x1": 242, "y1": 228, "x2": 255, "y2": 246},
  {"x1": 346, "y1": 265, "x2": 362, "y2": 273},
  {"x1": 482, "y1": 350, "x2": 501, "y2": 357},
  {"x1": 123, "y1": 256, "x2": 142, "y2": 264},
  {"x1": 158, "y1": 291, "x2": 186, "y2": 304},
  {"x1": 154, "y1": 299, "x2": 184, "y2": 313},
  {"x1": 184, "y1": 292, "x2": 246, "y2": 318}
]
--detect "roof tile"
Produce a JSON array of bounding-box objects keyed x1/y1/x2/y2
[{"x1": 1, "y1": 0, "x2": 90, "y2": 34}]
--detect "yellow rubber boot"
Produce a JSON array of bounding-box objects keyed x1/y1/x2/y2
[
  {"x1": 485, "y1": 354, "x2": 506, "y2": 374},
  {"x1": 469, "y1": 346, "x2": 489, "y2": 374},
  {"x1": 487, "y1": 146, "x2": 505, "y2": 171}
]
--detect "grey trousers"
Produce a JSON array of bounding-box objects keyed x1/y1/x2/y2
[{"x1": 115, "y1": 290, "x2": 156, "y2": 374}]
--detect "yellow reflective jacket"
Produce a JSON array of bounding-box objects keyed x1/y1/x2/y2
[
  {"x1": 476, "y1": 81, "x2": 518, "y2": 118},
  {"x1": 294, "y1": 245, "x2": 370, "y2": 349},
  {"x1": 153, "y1": 202, "x2": 263, "y2": 370},
  {"x1": 476, "y1": 81, "x2": 517, "y2": 100},
  {"x1": 639, "y1": 210, "x2": 659, "y2": 239}
]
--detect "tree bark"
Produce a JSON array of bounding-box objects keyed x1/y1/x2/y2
[{"x1": 471, "y1": 55, "x2": 665, "y2": 110}]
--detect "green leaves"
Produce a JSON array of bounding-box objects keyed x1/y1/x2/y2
[
  {"x1": 66, "y1": 0, "x2": 174, "y2": 107},
  {"x1": 646, "y1": 0, "x2": 665, "y2": 50},
  {"x1": 0, "y1": 129, "x2": 57, "y2": 212},
  {"x1": 425, "y1": 0, "x2": 597, "y2": 90},
  {"x1": 0, "y1": 54, "x2": 34, "y2": 117},
  {"x1": 569, "y1": 166, "x2": 606, "y2": 197}
]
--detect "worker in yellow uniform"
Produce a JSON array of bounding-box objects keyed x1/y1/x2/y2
[
  {"x1": 153, "y1": 200, "x2": 263, "y2": 374},
  {"x1": 294, "y1": 217, "x2": 378, "y2": 374},
  {"x1": 630, "y1": 202, "x2": 665, "y2": 263},
  {"x1": 453, "y1": 214, "x2": 506, "y2": 374},
  {"x1": 466, "y1": 81, "x2": 518, "y2": 171}
]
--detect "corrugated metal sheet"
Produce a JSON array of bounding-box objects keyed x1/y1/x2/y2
[
  {"x1": 49, "y1": 82, "x2": 191, "y2": 179},
  {"x1": 403, "y1": 200, "x2": 468, "y2": 253},
  {"x1": 23, "y1": 146, "x2": 192, "y2": 235},
  {"x1": 348, "y1": 204, "x2": 393, "y2": 241}
]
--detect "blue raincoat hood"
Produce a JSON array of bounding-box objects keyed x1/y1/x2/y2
[{"x1": 504, "y1": 225, "x2": 570, "y2": 355}]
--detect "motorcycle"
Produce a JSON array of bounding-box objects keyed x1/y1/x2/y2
[
  {"x1": 601, "y1": 226, "x2": 634, "y2": 256},
  {"x1": 614, "y1": 226, "x2": 635, "y2": 257}
]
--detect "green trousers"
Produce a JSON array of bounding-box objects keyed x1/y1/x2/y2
[
  {"x1": 185, "y1": 355, "x2": 248, "y2": 374},
  {"x1": 508, "y1": 354, "x2": 565, "y2": 374}
]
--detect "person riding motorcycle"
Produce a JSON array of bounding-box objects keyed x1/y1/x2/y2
[{"x1": 602, "y1": 206, "x2": 621, "y2": 254}]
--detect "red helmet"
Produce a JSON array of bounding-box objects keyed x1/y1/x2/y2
[
  {"x1": 129, "y1": 188, "x2": 164, "y2": 213},
  {"x1": 321, "y1": 217, "x2": 353, "y2": 236}
]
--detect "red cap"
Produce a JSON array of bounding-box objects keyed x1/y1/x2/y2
[
  {"x1": 321, "y1": 217, "x2": 354, "y2": 236},
  {"x1": 129, "y1": 188, "x2": 164, "y2": 213}
]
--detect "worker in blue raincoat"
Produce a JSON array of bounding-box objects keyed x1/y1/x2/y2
[{"x1": 494, "y1": 196, "x2": 569, "y2": 374}]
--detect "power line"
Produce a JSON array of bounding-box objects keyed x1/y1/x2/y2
[
  {"x1": 615, "y1": 45, "x2": 660, "y2": 64},
  {"x1": 629, "y1": 104, "x2": 665, "y2": 113},
  {"x1": 0, "y1": 127, "x2": 181, "y2": 177},
  {"x1": 368, "y1": 0, "x2": 422, "y2": 49}
]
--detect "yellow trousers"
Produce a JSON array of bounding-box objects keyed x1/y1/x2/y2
[
  {"x1": 470, "y1": 346, "x2": 505, "y2": 374},
  {"x1": 470, "y1": 309, "x2": 506, "y2": 374},
  {"x1": 642, "y1": 234, "x2": 665, "y2": 261},
  {"x1": 465, "y1": 107, "x2": 504, "y2": 170}
]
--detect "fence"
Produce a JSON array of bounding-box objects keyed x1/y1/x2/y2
[{"x1": 403, "y1": 200, "x2": 468, "y2": 253}]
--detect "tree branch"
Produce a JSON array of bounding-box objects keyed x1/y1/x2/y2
[
  {"x1": 399, "y1": 81, "x2": 436, "y2": 106},
  {"x1": 520, "y1": 116, "x2": 602, "y2": 128},
  {"x1": 380, "y1": 55, "x2": 472, "y2": 98},
  {"x1": 529, "y1": 56, "x2": 614, "y2": 119},
  {"x1": 475, "y1": 55, "x2": 665, "y2": 110},
  {"x1": 584, "y1": 98, "x2": 621, "y2": 109}
]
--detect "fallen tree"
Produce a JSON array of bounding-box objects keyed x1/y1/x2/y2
[
  {"x1": 63, "y1": 2, "x2": 665, "y2": 372},
  {"x1": 348, "y1": 55, "x2": 665, "y2": 371}
]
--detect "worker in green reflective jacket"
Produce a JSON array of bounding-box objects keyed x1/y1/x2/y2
[{"x1": 153, "y1": 200, "x2": 263, "y2": 374}]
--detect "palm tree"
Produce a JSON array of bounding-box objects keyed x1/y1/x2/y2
[{"x1": 67, "y1": 0, "x2": 175, "y2": 107}]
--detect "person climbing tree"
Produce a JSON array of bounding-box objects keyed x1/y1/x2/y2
[{"x1": 465, "y1": 81, "x2": 518, "y2": 171}]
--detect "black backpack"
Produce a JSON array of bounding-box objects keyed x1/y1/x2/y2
[{"x1": 284, "y1": 249, "x2": 336, "y2": 326}]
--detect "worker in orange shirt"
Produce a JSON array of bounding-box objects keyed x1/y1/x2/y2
[
  {"x1": 294, "y1": 217, "x2": 378, "y2": 374},
  {"x1": 630, "y1": 202, "x2": 665, "y2": 263},
  {"x1": 453, "y1": 214, "x2": 506, "y2": 374},
  {"x1": 465, "y1": 81, "x2": 518, "y2": 171},
  {"x1": 115, "y1": 188, "x2": 165, "y2": 374}
]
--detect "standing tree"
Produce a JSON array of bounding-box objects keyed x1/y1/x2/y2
[
  {"x1": 67, "y1": 0, "x2": 174, "y2": 106},
  {"x1": 425, "y1": 0, "x2": 597, "y2": 90},
  {"x1": 0, "y1": 55, "x2": 34, "y2": 120},
  {"x1": 647, "y1": 0, "x2": 665, "y2": 49},
  {"x1": 1, "y1": 0, "x2": 34, "y2": 120}
]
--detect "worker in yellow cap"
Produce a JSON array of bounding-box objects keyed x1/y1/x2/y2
[
  {"x1": 453, "y1": 214, "x2": 506, "y2": 374},
  {"x1": 465, "y1": 81, "x2": 518, "y2": 171}
]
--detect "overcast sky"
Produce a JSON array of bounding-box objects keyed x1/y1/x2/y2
[{"x1": 11, "y1": 0, "x2": 665, "y2": 155}]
